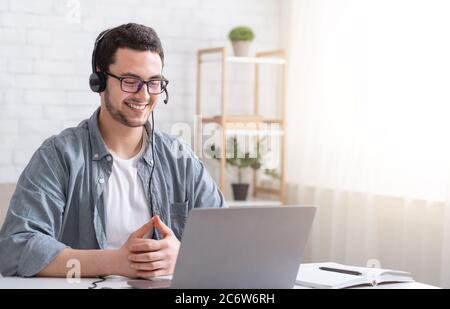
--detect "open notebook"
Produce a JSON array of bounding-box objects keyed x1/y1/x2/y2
[{"x1": 296, "y1": 262, "x2": 414, "y2": 289}]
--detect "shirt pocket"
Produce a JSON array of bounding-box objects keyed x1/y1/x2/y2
[{"x1": 169, "y1": 200, "x2": 189, "y2": 240}]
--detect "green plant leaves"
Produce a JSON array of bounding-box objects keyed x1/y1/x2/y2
[{"x1": 228, "y1": 26, "x2": 255, "y2": 41}]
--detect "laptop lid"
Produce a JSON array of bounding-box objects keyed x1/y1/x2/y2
[{"x1": 170, "y1": 206, "x2": 316, "y2": 289}]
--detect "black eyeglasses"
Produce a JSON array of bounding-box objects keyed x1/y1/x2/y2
[{"x1": 103, "y1": 71, "x2": 169, "y2": 95}]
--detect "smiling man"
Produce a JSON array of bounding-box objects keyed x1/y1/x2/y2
[{"x1": 0, "y1": 23, "x2": 225, "y2": 278}]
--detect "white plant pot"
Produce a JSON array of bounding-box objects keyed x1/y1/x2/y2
[{"x1": 231, "y1": 40, "x2": 252, "y2": 57}]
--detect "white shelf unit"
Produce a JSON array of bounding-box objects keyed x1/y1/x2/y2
[{"x1": 196, "y1": 47, "x2": 287, "y2": 204}]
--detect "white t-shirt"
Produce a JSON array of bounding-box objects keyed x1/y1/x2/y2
[{"x1": 104, "y1": 133, "x2": 151, "y2": 249}]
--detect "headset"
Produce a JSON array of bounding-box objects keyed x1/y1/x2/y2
[
  {"x1": 89, "y1": 28, "x2": 168, "y2": 238},
  {"x1": 89, "y1": 28, "x2": 169, "y2": 104}
]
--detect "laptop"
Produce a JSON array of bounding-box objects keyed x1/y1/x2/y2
[{"x1": 127, "y1": 206, "x2": 316, "y2": 289}]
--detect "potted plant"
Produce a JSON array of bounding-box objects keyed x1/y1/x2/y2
[
  {"x1": 206, "y1": 137, "x2": 279, "y2": 201},
  {"x1": 228, "y1": 26, "x2": 255, "y2": 57}
]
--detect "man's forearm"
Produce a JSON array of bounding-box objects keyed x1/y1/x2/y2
[{"x1": 37, "y1": 248, "x2": 116, "y2": 277}]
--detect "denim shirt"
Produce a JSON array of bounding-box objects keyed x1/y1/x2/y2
[{"x1": 0, "y1": 108, "x2": 226, "y2": 277}]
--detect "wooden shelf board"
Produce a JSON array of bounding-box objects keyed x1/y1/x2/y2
[
  {"x1": 226, "y1": 56, "x2": 286, "y2": 65},
  {"x1": 254, "y1": 186, "x2": 281, "y2": 195},
  {"x1": 201, "y1": 115, "x2": 283, "y2": 124}
]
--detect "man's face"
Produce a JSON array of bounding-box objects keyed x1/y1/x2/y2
[{"x1": 101, "y1": 48, "x2": 163, "y2": 127}]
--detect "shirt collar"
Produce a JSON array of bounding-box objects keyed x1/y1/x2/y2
[
  {"x1": 87, "y1": 108, "x2": 154, "y2": 166},
  {"x1": 142, "y1": 122, "x2": 155, "y2": 167}
]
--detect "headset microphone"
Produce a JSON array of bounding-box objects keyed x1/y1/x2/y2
[{"x1": 163, "y1": 88, "x2": 169, "y2": 104}]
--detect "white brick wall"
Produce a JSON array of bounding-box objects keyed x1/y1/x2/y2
[{"x1": 0, "y1": 0, "x2": 286, "y2": 183}]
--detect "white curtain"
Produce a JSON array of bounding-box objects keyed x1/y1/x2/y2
[{"x1": 285, "y1": 0, "x2": 450, "y2": 287}]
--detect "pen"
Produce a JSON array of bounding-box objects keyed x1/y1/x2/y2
[{"x1": 319, "y1": 266, "x2": 362, "y2": 276}]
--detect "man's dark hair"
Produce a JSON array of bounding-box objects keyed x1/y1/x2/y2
[{"x1": 95, "y1": 23, "x2": 164, "y2": 72}]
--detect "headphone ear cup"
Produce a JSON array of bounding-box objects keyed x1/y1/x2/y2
[{"x1": 89, "y1": 72, "x2": 106, "y2": 93}]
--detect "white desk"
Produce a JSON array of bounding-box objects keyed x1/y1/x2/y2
[
  {"x1": 0, "y1": 276, "x2": 440, "y2": 289},
  {"x1": 0, "y1": 276, "x2": 134, "y2": 289}
]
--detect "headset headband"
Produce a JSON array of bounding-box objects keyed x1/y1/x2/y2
[{"x1": 91, "y1": 29, "x2": 113, "y2": 73}]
